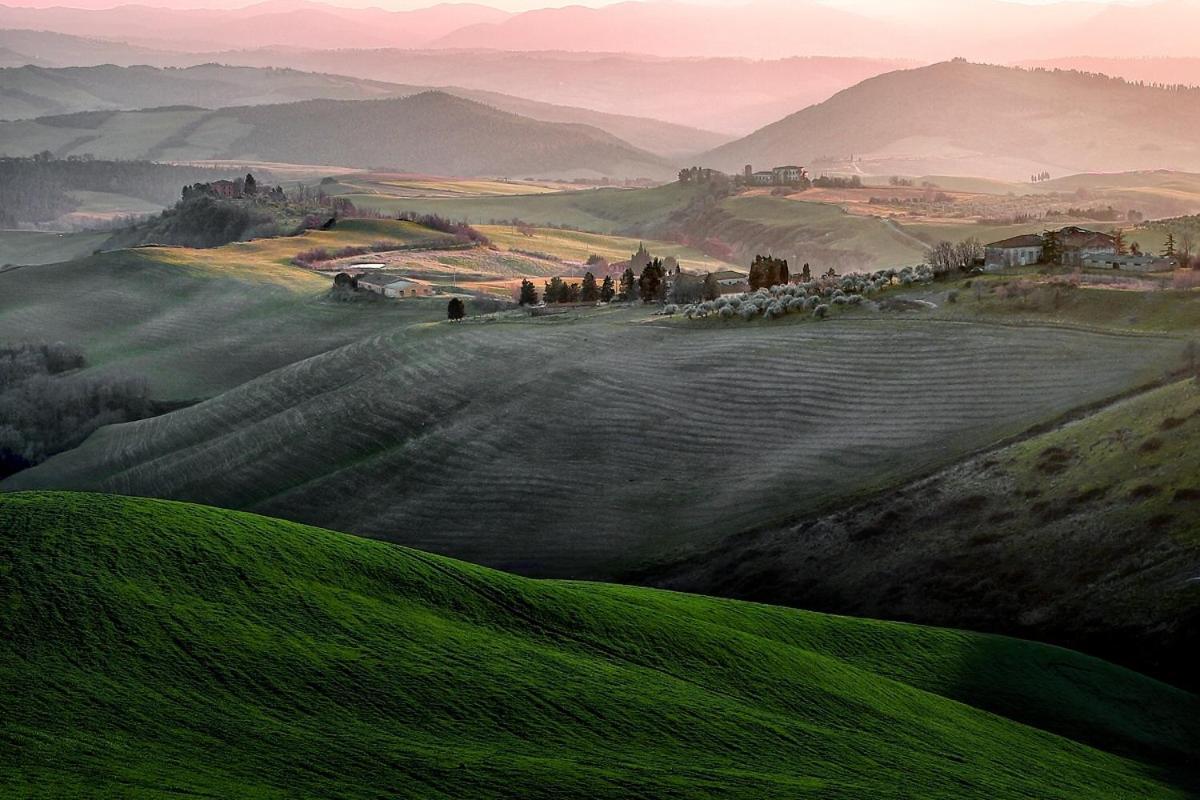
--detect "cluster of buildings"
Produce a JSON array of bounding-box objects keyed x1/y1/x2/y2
[
  {"x1": 984, "y1": 226, "x2": 1176, "y2": 272},
  {"x1": 744, "y1": 164, "x2": 808, "y2": 187},
  {"x1": 676, "y1": 164, "x2": 810, "y2": 188}
]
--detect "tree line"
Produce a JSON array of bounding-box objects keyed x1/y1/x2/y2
[{"x1": 0, "y1": 342, "x2": 155, "y2": 479}]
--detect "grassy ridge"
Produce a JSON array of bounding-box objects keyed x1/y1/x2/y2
[
  {"x1": 0, "y1": 229, "x2": 108, "y2": 267},
  {"x1": 343, "y1": 184, "x2": 928, "y2": 270},
  {"x1": 0, "y1": 220, "x2": 454, "y2": 399},
  {"x1": 1, "y1": 491, "x2": 1196, "y2": 798},
  {"x1": 6, "y1": 311, "x2": 1183, "y2": 577}
]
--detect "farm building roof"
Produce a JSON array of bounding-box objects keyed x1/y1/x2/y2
[
  {"x1": 1057, "y1": 228, "x2": 1116, "y2": 248},
  {"x1": 986, "y1": 234, "x2": 1044, "y2": 249}
]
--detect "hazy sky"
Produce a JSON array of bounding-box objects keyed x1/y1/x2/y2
[{"x1": 0, "y1": 0, "x2": 1156, "y2": 9}]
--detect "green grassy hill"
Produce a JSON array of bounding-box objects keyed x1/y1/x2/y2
[{"x1": 1, "y1": 491, "x2": 1196, "y2": 798}]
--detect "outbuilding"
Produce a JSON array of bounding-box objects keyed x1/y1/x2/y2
[{"x1": 984, "y1": 234, "x2": 1043, "y2": 269}]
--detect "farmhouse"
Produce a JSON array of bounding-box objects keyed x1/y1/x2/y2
[
  {"x1": 711, "y1": 269, "x2": 748, "y2": 286},
  {"x1": 773, "y1": 165, "x2": 807, "y2": 184},
  {"x1": 209, "y1": 179, "x2": 241, "y2": 199},
  {"x1": 356, "y1": 274, "x2": 435, "y2": 299},
  {"x1": 743, "y1": 164, "x2": 809, "y2": 187},
  {"x1": 984, "y1": 234, "x2": 1043, "y2": 269}
]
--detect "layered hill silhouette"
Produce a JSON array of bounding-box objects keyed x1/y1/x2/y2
[
  {"x1": 0, "y1": 63, "x2": 727, "y2": 157},
  {"x1": 1, "y1": 491, "x2": 1197, "y2": 798},
  {"x1": 703, "y1": 60, "x2": 1200, "y2": 178},
  {"x1": 0, "y1": 91, "x2": 673, "y2": 178},
  {"x1": 0, "y1": 1, "x2": 509, "y2": 51}
]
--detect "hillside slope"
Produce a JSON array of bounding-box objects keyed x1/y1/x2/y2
[
  {"x1": 0, "y1": 92, "x2": 673, "y2": 178},
  {"x1": 703, "y1": 60, "x2": 1200, "y2": 178},
  {"x1": 0, "y1": 63, "x2": 408, "y2": 121},
  {"x1": 0, "y1": 219, "x2": 454, "y2": 399},
  {"x1": 5, "y1": 311, "x2": 1183, "y2": 578},
  {"x1": 644, "y1": 377, "x2": 1200, "y2": 691},
  {"x1": 1, "y1": 491, "x2": 1197, "y2": 798}
]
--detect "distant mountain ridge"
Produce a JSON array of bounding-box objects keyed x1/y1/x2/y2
[
  {"x1": 701, "y1": 60, "x2": 1200, "y2": 179},
  {"x1": 0, "y1": 30, "x2": 915, "y2": 135},
  {"x1": 0, "y1": 62, "x2": 728, "y2": 156},
  {"x1": 0, "y1": 1, "x2": 510, "y2": 50},
  {"x1": 0, "y1": 91, "x2": 673, "y2": 178}
]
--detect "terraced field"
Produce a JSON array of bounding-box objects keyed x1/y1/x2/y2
[
  {"x1": 2, "y1": 492, "x2": 1197, "y2": 799},
  {"x1": 645, "y1": 376, "x2": 1200, "y2": 690},
  {"x1": 0, "y1": 220, "x2": 455, "y2": 399},
  {"x1": 8, "y1": 311, "x2": 1184, "y2": 577}
]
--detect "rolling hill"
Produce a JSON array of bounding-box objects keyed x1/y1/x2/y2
[
  {"x1": 0, "y1": 219, "x2": 456, "y2": 399},
  {"x1": 645, "y1": 372, "x2": 1200, "y2": 691},
  {"x1": 702, "y1": 60, "x2": 1200, "y2": 179},
  {"x1": 1, "y1": 491, "x2": 1197, "y2": 798},
  {"x1": 0, "y1": 63, "x2": 409, "y2": 121},
  {"x1": 4, "y1": 303, "x2": 1182, "y2": 579},
  {"x1": 0, "y1": 91, "x2": 674, "y2": 178},
  {"x1": 0, "y1": 63, "x2": 728, "y2": 157}
]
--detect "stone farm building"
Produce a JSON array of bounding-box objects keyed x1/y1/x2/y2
[
  {"x1": 744, "y1": 164, "x2": 809, "y2": 186},
  {"x1": 1057, "y1": 227, "x2": 1118, "y2": 266},
  {"x1": 985, "y1": 227, "x2": 1119, "y2": 270},
  {"x1": 711, "y1": 269, "x2": 750, "y2": 293},
  {"x1": 1083, "y1": 253, "x2": 1176, "y2": 272},
  {"x1": 357, "y1": 274, "x2": 435, "y2": 299},
  {"x1": 984, "y1": 234, "x2": 1043, "y2": 269}
]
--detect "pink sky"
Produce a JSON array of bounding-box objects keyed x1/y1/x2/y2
[{"x1": 0, "y1": 0, "x2": 1157, "y2": 9}]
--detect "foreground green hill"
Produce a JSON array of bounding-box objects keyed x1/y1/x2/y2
[{"x1": 1, "y1": 492, "x2": 1196, "y2": 798}]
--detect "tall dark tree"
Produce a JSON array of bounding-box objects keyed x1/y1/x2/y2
[
  {"x1": 702, "y1": 272, "x2": 720, "y2": 301},
  {"x1": 1162, "y1": 231, "x2": 1177, "y2": 258},
  {"x1": 639, "y1": 258, "x2": 666, "y2": 304},
  {"x1": 600, "y1": 274, "x2": 615, "y2": 302},
  {"x1": 519, "y1": 278, "x2": 538, "y2": 306},
  {"x1": 580, "y1": 271, "x2": 600, "y2": 302},
  {"x1": 619, "y1": 267, "x2": 638, "y2": 301},
  {"x1": 243, "y1": 173, "x2": 257, "y2": 196},
  {"x1": 1041, "y1": 230, "x2": 1061, "y2": 265},
  {"x1": 562, "y1": 281, "x2": 581, "y2": 303},
  {"x1": 447, "y1": 297, "x2": 465, "y2": 320},
  {"x1": 544, "y1": 277, "x2": 566, "y2": 303},
  {"x1": 748, "y1": 255, "x2": 788, "y2": 289},
  {"x1": 801, "y1": 262, "x2": 812, "y2": 282}
]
